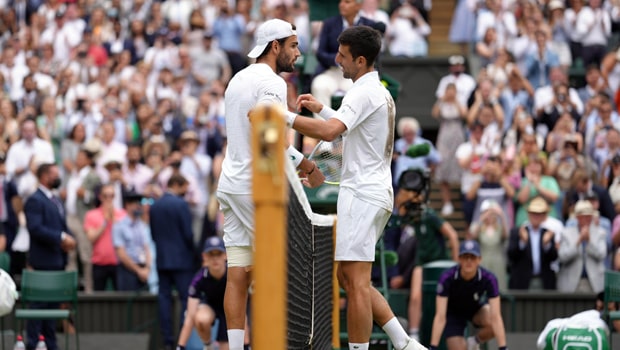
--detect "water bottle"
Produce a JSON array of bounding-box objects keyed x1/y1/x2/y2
[
  {"x1": 35, "y1": 335, "x2": 47, "y2": 350},
  {"x1": 13, "y1": 335, "x2": 25, "y2": 350}
]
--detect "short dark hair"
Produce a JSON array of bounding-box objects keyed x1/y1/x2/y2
[
  {"x1": 167, "y1": 174, "x2": 188, "y2": 188},
  {"x1": 337, "y1": 25, "x2": 381, "y2": 68},
  {"x1": 36, "y1": 163, "x2": 55, "y2": 180}
]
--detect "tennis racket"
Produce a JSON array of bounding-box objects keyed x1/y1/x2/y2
[{"x1": 302, "y1": 136, "x2": 344, "y2": 185}]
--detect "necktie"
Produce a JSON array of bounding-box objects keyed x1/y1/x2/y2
[{"x1": 51, "y1": 195, "x2": 64, "y2": 217}]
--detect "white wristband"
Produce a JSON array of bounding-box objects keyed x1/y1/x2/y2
[
  {"x1": 286, "y1": 145, "x2": 303, "y2": 167},
  {"x1": 319, "y1": 106, "x2": 336, "y2": 120},
  {"x1": 285, "y1": 111, "x2": 297, "y2": 127}
]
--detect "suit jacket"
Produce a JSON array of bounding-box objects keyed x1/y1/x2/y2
[
  {"x1": 315, "y1": 15, "x2": 376, "y2": 74},
  {"x1": 557, "y1": 224, "x2": 607, "y2": 292},
  {"x1": 24, "y1": 188, "x2": 71, "y2": 271},
  {"x1": 564, "y1": 185, "x2": 616, "y2": 223},
  {"x1": 507, "y1": 225, "x2": 558, "y2": 290},
  {"x1": 149, "y1": 192, "x2": 194, "y2": 271}
]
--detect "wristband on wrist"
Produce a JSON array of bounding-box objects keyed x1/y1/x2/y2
[
  {"x1": 307, "y1": 162, "x2": 316, "y2": 175},
  {"x1": 285, "y1": 111, "x2": 297, "y2": 127},
  {"x1": 286, "y1": 145, "x2": 304, "y2": 167},
  {"x1": 319, "y1": 105, "x2": 336, "y2": 119}
]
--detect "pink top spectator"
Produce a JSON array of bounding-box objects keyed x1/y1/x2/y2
[{"x1": 84, "y1": 207, "x2": 127, "y2": 266}]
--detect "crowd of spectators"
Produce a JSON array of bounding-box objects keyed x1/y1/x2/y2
[{"x1": 390, "y1": 0, "x2": 620, "y2": 297}]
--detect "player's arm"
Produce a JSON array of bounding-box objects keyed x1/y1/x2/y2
[
  {"x1": 291, "y1": 94, "x2": 347, "y2": 141},
  {"x1": 488, "y1": 296, "x2": 508, "y2": 348},
  {"x1": 430, "y1": 295, "x2": 448, "y2": 348},
  {"x1": 177, "y1": 297, "x2": 201, "y2": 347}
]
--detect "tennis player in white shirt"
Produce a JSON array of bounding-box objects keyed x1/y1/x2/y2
[
  {"x1": 216, "y1": 19, "x2": 324, "y2": 350},
  {"x1": 288, "y1": 25, "x2": 426, "y2": 350}
]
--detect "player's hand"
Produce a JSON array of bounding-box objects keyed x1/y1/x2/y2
[
  {"x1": 301, "y1": 163, "x2": 325, "y2": 188},
  {"x1": 296, "y1": 94, "x2": 323, "y2": 113}
]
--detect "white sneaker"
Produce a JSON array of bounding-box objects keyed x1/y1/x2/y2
[
  {"x1": 402, "y1": 338, "x2": 428, "y2": 350},
  {"x1": 441, "y1": 202, "x2": 454, "y2": 216},
  {"x1": 466, "y1": 336, "x2": 480, "y2": 350}
]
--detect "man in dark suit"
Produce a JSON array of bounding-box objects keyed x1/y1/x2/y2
[
  {"x1": 24, "y1": 163, "x2": 76, "y2": 350},
  {"x1": 311, "y1": 0, "x2": 376, "y2": 111},
  {"x1": 563, "y1": 169, "x2": 616, "y2": 223},
  {"x1": 149, "y1": 174, "x2": 195, "y2": 350},
  {"x1": 507, "y1": 196, "x2": 558, "y2": 290}
]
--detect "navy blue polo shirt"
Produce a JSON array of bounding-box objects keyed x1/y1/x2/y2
[
  {"x1": 188, "y1": 267, "x2": 227, "y2": 313},
  {"x1": 436, "y1": 265, "x2": 500, "y2": 317}
]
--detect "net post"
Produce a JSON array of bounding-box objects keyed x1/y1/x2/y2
[
  {"x1": 251, "y1": 104, "x2": 288, "y2": 350},
  {"x1": 332, "y1": 219, "x2": 340, "y2": 349}
]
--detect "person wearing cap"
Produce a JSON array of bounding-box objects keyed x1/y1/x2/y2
[
  {"x1": 508, "y1": 196, "x2": 558, "y2": 290},
  {"x1": 289, "y1": 25, "x2": 425, "y2": 350},
  {"x1": 311, "y1": 0, "x2": 376, "y2": 115},
  {"x1": 557, "y1": 200, "x2": 607, "y2": 293},
  {"x1": 429, "y1": 240, "x2": 508, "y2": 350},
  {"x1": 176, "y1": 236, "x2": 235, "y2": 350},
  {"x1": 112, "y1": 192, "x2": 152, "y2": 291},
  {"x1": 217, "y1": 18, "x2": 324, "y2": 350},
  {"x1": 435, "y1": 55, "x2": 476, "y2": 108}
]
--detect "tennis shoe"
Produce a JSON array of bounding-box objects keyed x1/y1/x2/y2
[{"x1": 402, "y1": 338, "x2": 427, "y2": 350}]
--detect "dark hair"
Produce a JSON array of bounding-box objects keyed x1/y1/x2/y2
[
  {"x1": 337, "y1": 25, "x2": 382, "y2": 67},
  {"x1": 36, "y1": 163, "x2": 55, "y2": 180},
  {"x1": 256, "y1": 23, "x2": 297, "y2": 60},
  {"x1": 167, "y1": 174, "x2": 188, "y2": 188},
  {"x1": 68, "y1": 122, "x2": 85, "y2": 141}
]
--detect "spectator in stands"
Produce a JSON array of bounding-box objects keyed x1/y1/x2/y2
[
  {"x1": 557, "y1": 200, "x2": 607, "y2": 293},
  {"x1": 190, "y1": 31, "x2": 232, "y2": 96},
  {"x1": 448, "y1": 0, "x2": 478, "y2": 55},
  {"x1": 564, "y1": 169, "x2": 616, "y2": 223},
  {"x1": 84, "y1": 183, "x2": 126, "y2": 291},
  {"x1": 476, "y1": 0, "x2": 517, "y2": 50},
  {"x1": 468, "y1": 200, "x2": 509, "y2": 291},
  {"x1": 601, "y1": 48, "x2": 620, "y2": 103},
  {"x1": 545, "y1": 112, "x2": 583, "y2": 154},
  {"x1": 36, "y1": 96, "x2": 66, "y2": 162},
  {"x1": 386, "y1": 2, "x2": 430, "y2": 57},
  {"x1": 5, "y1": 118, "x2": 54, "y2": 188},
  {"x1": 538, "y1": 82, "x2": 581, "y2": 137},
  {"x1": 433, "y1": 83, "x2": 467, "y2": 217},
  {"x1": 499, "y1": 66, "x2": 535, "y2": 133},
  {"x1": 466, "y1": 78, "x2": 505, "y2": 135},
  {"x1": 475, "y1": 27, "x2": 499, "y2": 68},
  {"x1": 508, "y1": 196, "x2": 558, "y2": 290},
  {"x1": 564, "y1": 0, "x2": 586, "y2": 62},
  {"x1": 112, "y1": 192, "x2": 152, "y2": 291},
  {"x1": 311, "y1": 0, "x2": 375, "y2": 114},
  {"x1": 534, "y1": 67, "x2": 584, "y2": 133},
  {"x1": 574, "y1": 0, "x2": 610, "y2": 68},
  {"x1": 548, "y1": 0, "x2": 572, "y2": 70},
  {"x1": 64, "y1": 144, "x2": 101, "y2": 293},
  {"x1": 436, "y1": 55, "x2": 477, "y2": 108},
  {"x1": 96, "y1": 120, "x2": 128, "y2": 183},
  {"x1": 466, "y1": 155, "x2": 515, "y2": 224},
  {"x1": 595, "y1": 128, "x2": 620, "y2": 184},
  {"x1": 524, "y1": 28, "x2": 560, "y2": 91},
  {"x1": 150, "y1": 174, "x2": 195, "y2": 350},
  {"x1": 515, "y1": 154, "x2": 560, "y2": 227},
  {"x1": 0, "y1": 155, "x2": 21, "y2": 277},
  {"x1": 123, "y1": 142, "x2": 154, "y2": 196},
  {"x1": 583, "y1": 96, "x2": 619, "y2": 161},
  {"x1": 40, "y1": 8, "x2": 83, "y2": 68},
  {"x1": 577, "y1": 66, "x2": 608, "y2": 107},
  {"x1": 392, "y1": 117, "x2": 440, "y2": 190},
  {"x1": 212, "y1": 1, "x2": 247, "y2": 77}
]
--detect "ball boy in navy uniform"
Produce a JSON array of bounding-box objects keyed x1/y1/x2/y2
[
  {"x1": 429, "y1": 240, "x2": 508, "y2": 350},
  {"x1": 176, "y1": 236, "x2": 229, "y2": 350}
]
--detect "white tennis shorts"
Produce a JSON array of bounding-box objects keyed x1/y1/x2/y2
[
  {"x1": 216, "y1": 191, "x2": 255, "y2": 267},
  {"x1": 335, "y1": 187, "x2": 391, "y2": 262}
]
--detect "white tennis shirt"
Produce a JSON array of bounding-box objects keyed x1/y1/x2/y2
[
  {"x1": 217, "y1": 63, "x2": 288, "y2": 195},
  {"x1": 333, "y1": 71, "x2": 395, "y2": 212}
]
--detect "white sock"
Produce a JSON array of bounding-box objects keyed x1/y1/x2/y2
[
  {"x1": 382, "y1": 317, "x2": 410, "y2": 350},
  {"x1": 227, "y1": 329, "x2": 245, "y2": 350},
  {"x1": 348, "y1": 343, "x2": 369, "y2": 350}
]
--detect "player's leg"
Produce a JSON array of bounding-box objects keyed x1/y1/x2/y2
[
  {"x1": 338, "y1": 260, "x2": 374, "y2": 346},
  {"x1": 224, "y1": 264, "x2": 251, "y2": 350},
  {"x1": 371, "y1": 286, "x2": 426, "y2": 350},
  {"x1": 407, "y1": 266, "x2": 423, "y2": 339},
  {"x1": 471, "y1": 304, "x2": 493, "y2": 342}
]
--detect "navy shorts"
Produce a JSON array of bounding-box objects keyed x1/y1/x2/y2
[
  {"x1": 444, "y1": 308, "x2": 481, "y2": 338},
  {"x1": 200, "y1": 301, "x2": 228, "y2": 342}
]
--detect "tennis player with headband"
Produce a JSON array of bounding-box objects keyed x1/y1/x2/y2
[
  {"x1": 287, "y1": 25, "x2": 426, "y2": 350},
  {"x1": 216, "y1": 19, "x2": 325, "y2": 350}
]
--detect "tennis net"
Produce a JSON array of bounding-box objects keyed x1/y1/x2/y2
[{"x1": 285, "y1": 159, "x2": 335, "y2": 349}]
